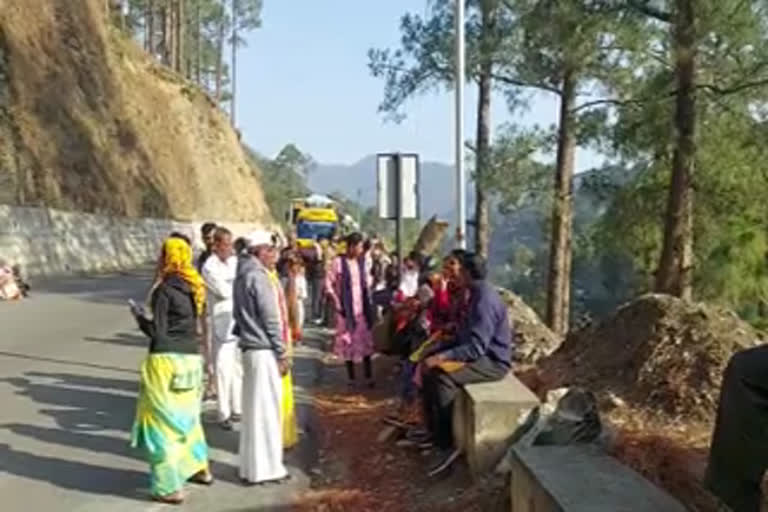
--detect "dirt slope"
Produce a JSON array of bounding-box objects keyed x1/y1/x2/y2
[
  {"x1": 0, "y1": 0, "x2": 270, "y2": 222},
  {"x1": 538, "y1": 294, "x2": 763, "y2": 421}
]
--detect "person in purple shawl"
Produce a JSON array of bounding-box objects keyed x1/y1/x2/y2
[{"x1": 325, "y1": 232, "x2": 376, "y2": 388}]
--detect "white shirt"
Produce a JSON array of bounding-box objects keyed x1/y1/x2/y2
[
  {"x1": 295, "y1": 274, "x2": 308, "y2": 301},
  {"x1": 202, "y1": 254, "x2": 238, "y2": 342},
  {"x1": 399, "y1": 270, "x2": 419, "y2": 298}
]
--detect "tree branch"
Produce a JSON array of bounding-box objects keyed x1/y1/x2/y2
[
  {"x1": 571, "y1": 75, "x2": 768, "y2": 114},
  {"x1": 490, "y1": 72, "x2": 563, "y2": 95},
  {"x1": 696, "y1": 78, "x2": 768, "y2": 97},
  {"x1": 626, "y1": 0, "x2": 672, "y2": 22}
]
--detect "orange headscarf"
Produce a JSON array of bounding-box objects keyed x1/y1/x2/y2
[{"x1": 161, "y1": 237, "x2": 206, "y2": 316}]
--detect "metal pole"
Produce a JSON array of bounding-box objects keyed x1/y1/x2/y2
[
  {"x1": 455, "y1": 0, "x2": 466, "y2": 249},
  {"x1": 395, "y1": 154, "x2": 404, "y2": 280}
]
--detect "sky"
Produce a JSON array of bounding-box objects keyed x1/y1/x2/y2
[{"x1": 236, "y1": 0, "x2": 599, "y2": 170}]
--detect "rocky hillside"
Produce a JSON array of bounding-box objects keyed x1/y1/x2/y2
[{"x1": 0, "y1": 0, "x2": 270, "y2": 223}]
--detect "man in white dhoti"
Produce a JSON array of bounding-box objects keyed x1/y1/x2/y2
[
  {"x1": 232, "y1": 230, "x2": 290, "y2": 485},
  {"x1": 202, "y1": 227, "x2": 242, "y2": 430}
]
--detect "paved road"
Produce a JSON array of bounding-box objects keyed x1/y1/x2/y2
[{"x1": 0, "y1": 270, "x2": 321, "y2": 512}]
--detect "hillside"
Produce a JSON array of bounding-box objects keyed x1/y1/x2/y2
[{"x1": 0, "y1": 0, "x2": 270, "y2": 223}]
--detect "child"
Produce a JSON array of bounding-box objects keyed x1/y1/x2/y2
[
  {"x1": 284, "y1": 257, "x2": 308, "y2": 344},
  {"x1": 294, "y1": 259, "x2": 308, "y2": 341}
]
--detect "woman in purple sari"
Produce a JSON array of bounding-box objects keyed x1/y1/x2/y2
[{"x1": 325, "y1": 233, "x2": 376, "y2": 388}]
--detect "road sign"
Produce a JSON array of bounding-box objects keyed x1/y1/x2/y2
[{"x1": 376, "y1": 153, "x2": 420, "y2": 220}]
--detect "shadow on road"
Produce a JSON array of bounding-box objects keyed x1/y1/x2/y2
[
  {"x1": 0, "y1": 443, "x2": 146, "y2": 500},
  {"x1": 0, "y1": 350, "x2": 138, "y2": 374},
  {"x1": 29, "y1": 269, "x2": 152, "y2": 306},
  {"x1": 0, "y1": 370, "x2": 146, "y2": 500},
  {"x1": 84, "y1": 331, "x2": 148, "y2": 348},
  {"x1": 1, "y1": 373, "x2": 136, "y2": 432}
]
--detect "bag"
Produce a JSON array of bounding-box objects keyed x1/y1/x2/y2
[
  {"x1": 170, "y1": 367, "x2": 201, "y2": 392},
  {"x1": 373, "y1": 311, "x2": 395, "y2": 355},
  {"x1": 533, "y1": 388, "x2": 602, "y2": 446}
]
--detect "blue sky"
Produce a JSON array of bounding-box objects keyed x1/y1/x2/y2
[{"x1": 236, "y1": 0, "x2": 597, "y2": 169}]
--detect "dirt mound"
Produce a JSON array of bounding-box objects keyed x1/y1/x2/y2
[
  {"x1": 0, "y1": 0, "x2": 270, "y2": 223},
  {"x1": 538, "y1": 294, "x2": 763, "y2": 422},
  {"x1": 498, "y1": 288, "x2": 562, "y2": 365}
]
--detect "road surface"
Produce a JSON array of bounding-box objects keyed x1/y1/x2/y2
[{"x1": 0, "y1": 269, "x2": 321, "y2": 512}]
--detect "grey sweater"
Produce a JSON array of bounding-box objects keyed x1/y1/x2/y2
[{"x1": 233, "y1": 255, "x2": 286, "y2": 357}]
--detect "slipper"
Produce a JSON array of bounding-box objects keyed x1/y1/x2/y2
[
  {"x1": 151, "y1": 491, "x2": 184, "y2": 505},
  {"x1": 188, "y1": 471, "x2": 214, "y2": 486}
]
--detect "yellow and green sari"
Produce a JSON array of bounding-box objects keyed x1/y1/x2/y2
[
  {"x1": 130, "y1": 353, "x2": 209, "y2": 496},
  {"x1": 267, "y1": 269, "x2": 300, "y2": 450}
]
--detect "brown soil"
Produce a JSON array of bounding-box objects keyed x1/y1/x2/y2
[
  {"x1": 293, "y1": 360, "x2": 508, "y2": 512},
  {"x1": 0, "y1": 0, "x2": 271, "y2": 223}
]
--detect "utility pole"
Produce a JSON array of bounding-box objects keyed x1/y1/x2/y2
[{"x1": 455, "y1": 0, "x2": 466, "y2": 249}]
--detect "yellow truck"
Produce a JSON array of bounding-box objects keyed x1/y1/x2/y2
[{"x1": 288, "y1": 195, "x2": 346, "y2": 252}]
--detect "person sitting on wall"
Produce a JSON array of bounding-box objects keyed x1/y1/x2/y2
[
  {"x1": 0, "y1": 259, "x2": 22, "y2": 301},
  {"x1": 419, "y1": 253, "x2": 514, "y2": 477}
]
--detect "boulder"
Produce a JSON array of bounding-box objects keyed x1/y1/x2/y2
[
  {"x1": 498, "y1": 288, "x2": 562, "y2": 365},
  {"x1": 412, "y1": 215, "x2": 450, "y2": 256}
]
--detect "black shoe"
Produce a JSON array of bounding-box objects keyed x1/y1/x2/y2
[
  {"x1": 231, "y1": 413, "x2": 242, "y2": 423},
  {"x1": 405, "y1": 428, "x2": 431, "y2": 443},
  {"x1": 220, "y1": 419, "x2": 234, "y2": 431},
  {"x1": 382, "y1": 416, "x2": 412, "y2": 429},
  {"x1": 427, "y1": 448, "x2": 461, "y2": 477}
]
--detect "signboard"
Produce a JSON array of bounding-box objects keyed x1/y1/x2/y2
[{"x1": 376, "y1": 153, "x2": 420, "y2": 220}]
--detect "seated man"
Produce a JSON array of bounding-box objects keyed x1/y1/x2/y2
[
  {"x1": 0, "y1": 260, "x2": 21, "y2": 301},
  {"x1": 420, "y1": 253, "x2": 513, "y2": 476}
]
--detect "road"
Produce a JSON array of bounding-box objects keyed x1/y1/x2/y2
[{"x1": 0, "y1": 269, "x2": 322, "y2": 512}]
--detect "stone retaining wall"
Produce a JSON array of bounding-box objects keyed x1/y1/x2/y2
[{"x1": 0, "y1": 205, "x2": 275, "y2": 276}]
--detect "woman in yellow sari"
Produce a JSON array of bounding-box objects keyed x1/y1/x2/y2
[
  {"x1": 131, "y1": 237, "x2": 213, "y2": 504},
  {"x1": 266, "y1": 267, "x2": 300, "y2": 449}
]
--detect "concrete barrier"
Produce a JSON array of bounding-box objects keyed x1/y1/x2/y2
[
  {"x1": 453, "y1": 373, "x2": 540, "y2": 476},
  {"x1": 510, "y1": 445, "x2": 686, "y2": 512},
  {"x1": 0, "y1": 205, "x2": 274, "y2": 276}
]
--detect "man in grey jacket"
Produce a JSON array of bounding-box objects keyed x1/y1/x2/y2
[{"x1": 233, "y1": 230, "x2": 289, "y2": 485}]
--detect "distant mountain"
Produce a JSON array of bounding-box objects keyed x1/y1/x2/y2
[
  {"x1": 311, "y1": 156, "x2": 629, "y2": 273},
  {"x1": 310, "y1": 156, "x2": 473, "y2": 219}
]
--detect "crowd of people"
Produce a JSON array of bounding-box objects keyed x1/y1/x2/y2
[{"x1": 127, "y1": 222, "x2": 514, "y2": 504}]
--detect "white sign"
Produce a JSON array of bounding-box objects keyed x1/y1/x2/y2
[{"x1": 377, "y1": 153, "x2": 419, "y2": 220}]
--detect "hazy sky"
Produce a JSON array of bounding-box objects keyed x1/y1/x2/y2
[{"x1": 236, "y1": 0, "x2": 599, "y2": 169}]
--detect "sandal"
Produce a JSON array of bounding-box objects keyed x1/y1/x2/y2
[
  {"x1": 188, "y1": 470, "x2": 214, "y2": 486},
  {"x1": 152, "y1": 491, "x2": 184, "y2": 505}
]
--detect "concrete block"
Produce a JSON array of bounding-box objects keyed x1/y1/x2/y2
[
  {"x1": 510, "y1": 445, "x2": 687, "y2": 512},
  {"x1": 453, "y1": 373, "x2": 540, "y2": 476}
]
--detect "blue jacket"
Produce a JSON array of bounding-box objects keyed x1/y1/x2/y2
[{"x1": 441, "y1": 280, "x2": 513, "y2": 367}]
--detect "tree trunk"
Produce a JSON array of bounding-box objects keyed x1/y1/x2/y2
[
  {"x1": 169, "y1": 1, "x2": 178, "y2": 70},
  {"x1": 195, "y1": 0, "x2": 202, "y2": 83},
  {"x1": 146, "y1": 0, "x2": 155, "y2": 53},
  {"x1": 215, "y1": 15, "x2": 224, "y2": 102},
  {"x1": 160, "y1": 3, "x2": 169, "y2": 65},
  {"x1": 474, "y1": 0, "x2": 496, "y2": 260},
  {"x1": 175, "y1": 0, "x2": 185, "y2": 73},
  {"x1": 474, "y1": 71, "x2": 491, "y2": 259},
  {"x1": 231, "y1": 0, "x2": 238, "y2": 125},
  {"x1": 545, "y1": 68, "x2": 577, "y2": 336},
  {"x1": 655, "y1": 0, "x2": 696, "y2": 300}
]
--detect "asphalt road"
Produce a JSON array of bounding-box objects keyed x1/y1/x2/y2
[{"x1": 0, "y1": 270, "x2": 321, "y2": 512}]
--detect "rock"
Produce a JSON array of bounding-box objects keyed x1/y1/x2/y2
[
  {"x1": 539, "y1": 293, "x2": 764, "y2": 421},
  {"x1": 498, "y1": 288, "x2": 562, "y2": 365},
  {"x1": 377, "y1": 425, "x2": 399, "y2": 443},
  {"x1": 412, "y1": 215, "x2": 450, "y2": 256}
]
